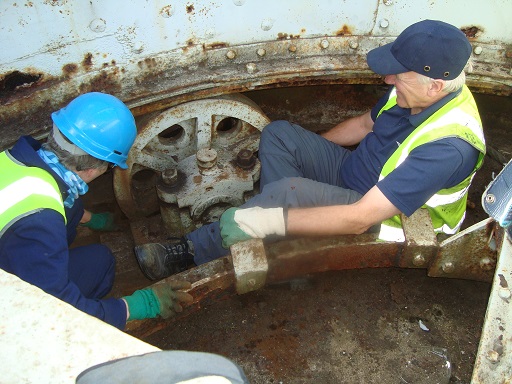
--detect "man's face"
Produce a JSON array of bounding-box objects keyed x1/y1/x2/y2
[{"x1": 384, "y1": 71, "x2": 432, "y2": 114}]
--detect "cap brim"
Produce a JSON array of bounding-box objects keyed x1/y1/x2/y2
[{"x1": 367, "y1": 42, "x2": 409, "y2": 76}]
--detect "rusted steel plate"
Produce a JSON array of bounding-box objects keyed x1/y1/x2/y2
[
  {"x1": 264, "y1": 234, "x2": 400, "y2": 284},
  {"x1": 429, "y1": 218, "x2": 498, "y2": 282},
  {"x1": 126, "y1": 256, "x2": 236, "y2": 339}
]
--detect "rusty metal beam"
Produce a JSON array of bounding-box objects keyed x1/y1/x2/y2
[{"x1": 126, "y1": 210, "x2": 499, "y2": 339}]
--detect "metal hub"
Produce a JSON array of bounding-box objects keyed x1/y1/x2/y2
[{"x1": 114, "y1": 93, "x2": 270, "y2": 237}]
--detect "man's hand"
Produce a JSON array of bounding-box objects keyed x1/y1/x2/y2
[
  {"x1": 219, "y1": 207, "x2": 286, "y2": 248},
  {"x1": 123, "y1": 280, "x2": 193, "y2": 321},
  {"x1": 81, "y1": 212, "x2": 118, "y2": 231},
  {"x1": 152, "y1": 281, "x2": 194, "y2": 319}
]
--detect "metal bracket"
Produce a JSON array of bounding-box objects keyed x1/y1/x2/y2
[{"x1": 230, "y1": 238, "x2": 268, "y2": 294}]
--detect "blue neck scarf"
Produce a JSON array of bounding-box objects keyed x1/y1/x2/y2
[{"x1": 37, "y1": 148, "x2": 89, "y2": 208}]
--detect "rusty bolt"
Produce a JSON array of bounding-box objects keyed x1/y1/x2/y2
[
  {"x1": 442, "y1": 262, "x2": 455, "y2": 274},
  {"x1": 257, "y1": 48, "x2": 266, "y2": 57},
  {"x1": 161, "y1": 168, "x2": 178, "y2": 186},
  {"x1": 380, "y1": 19, "x2": 389, "y2": 29},
  {"x1": 349, "y1": 41, "x2": 359, "y2": 49},
  {"x1": 383, "y1": 0, "x2": 393, "y2": 5},
  {"x1": 226, "y1": 50, "x2": 236, "y2": 59},
  {"x1": 288, "y1": 45, "x2": 297, "y2": 53},
  {"x1": 474, "y1": 46, "x2": 483, "y2": 55},
  {"x1": 236, "y1": 149, "x2": 256, "y2": 169},
  {"x1": 413, "y1": 254, "x2": 426, "y2": 267},
  {"x1": 320, "y1": 39, "x2": 329, "y2": 49},
  {"x1": 246, "y1": 63, "x2": 257, "y2": 74},
  {"x1": 197, "y1": 148, "x2": 218, "y2": 169}
]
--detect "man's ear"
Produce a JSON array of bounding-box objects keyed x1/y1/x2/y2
[{"x1": 428, "y1": 79, "x2": 445, "y2": 96}]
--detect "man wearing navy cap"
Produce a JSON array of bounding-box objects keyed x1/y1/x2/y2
[{"x1": 135, "y1": 20, "x2": 486, "y2": 280}]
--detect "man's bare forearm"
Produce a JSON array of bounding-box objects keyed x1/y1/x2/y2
[{"x1": 321, "y1": 110, "x2": 374, "y2": 146}]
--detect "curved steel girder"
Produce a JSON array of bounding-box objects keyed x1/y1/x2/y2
[
  {"x1": 2, "y1": 35, "x2": 511, "y2": 152},
  {"x1": 125, "y1": 212, "x2": 501, "y2": 339}
]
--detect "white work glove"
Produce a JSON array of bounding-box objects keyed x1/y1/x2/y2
[{"x1": 219, "y1": 207, "x2": 286, "y2": 248}]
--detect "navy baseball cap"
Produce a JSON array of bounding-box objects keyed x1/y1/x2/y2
[{"x1": 367, "y1": 20, "x2": 472, "y2": 80}]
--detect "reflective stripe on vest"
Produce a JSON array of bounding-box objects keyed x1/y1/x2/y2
[
  {"x1": 377, "y1": 85, "x2": 485, "y2": 242},
  {"x1": 0, "y1": 151, "x2": 66, "y2": 237}
]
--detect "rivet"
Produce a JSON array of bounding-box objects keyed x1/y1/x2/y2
[
  {"x1": 474, "y1": 46, "x2": 483, "y2": 55},
  {"x1": 413, "y1": 254, "x2": 425, "y2": 267},
  {"x1": 349, "y1": 41, "x2": 359, "y2": 49},
  {"x1": 261, "y1": 18, "x2": 274, "y2": 31},
  {"x1": 383, "y1": 0, "x2": 393, "y2": 4},
  {"x1": 160, "y1": 5, "x2": 174, "y2": 18},
  {"x1": 480, "y1": 257, "x2": 494, "y2": 271},
  {"x1": 380, "y1": 19, "x2": 389, "y2": 29},
  {"x1": 320, "y1": 39, "x2": 329, "y2": 49},
  {"x1": 499, "y1": 287, "x2": 511, "y2": 300},
  {"x1": 226, "y1": 50, "x2": 236, "y2": 59},
  {"x1": 485, "y1": 194, "x2": 496, "y2": 204},
  {"x1": 486, "y1": 350, "x2": 500, "y2": 363},
  {"x1": 442, "y1": 262, "x2": 454, "y2": 273},
  {"x1": 233, "y1": 0, "x2": 245, "y2": 5},
  {"x1": 288, "y1": 45, "x2": 297, "y2": 53},
  {"x1": 257, "y1": 48, "x2": 266, "y2": 57},
  {"x1": 89, "y1": 18, "x2": 106, "y2": 33},
  {"x1": 133, "y1": 41, "x2": 144, "y2": 54},
  {"x1": 246, "y1": 63, "x2": 257, "y2": 74}
]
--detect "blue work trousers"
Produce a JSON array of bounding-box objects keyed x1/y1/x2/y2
[
  {"x1": 188, "y1": 120, "x2": 363, "y2": 264},
  {"x1": 67, "y1": 199, "x2": 116, "y2": 299}
]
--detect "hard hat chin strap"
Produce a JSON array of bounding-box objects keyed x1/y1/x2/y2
[{"x1": 52, "y1": 124, "x2": 88, "y2": 156}]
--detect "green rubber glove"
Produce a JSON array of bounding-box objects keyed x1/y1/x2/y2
[
  {"x1": 81, "y1": 212, "x2": 118, "y2": 231},
  {"x1": 123, "y1": 280, "x2": 193, "y2": 321},
  {"x1": 219, "y1": 208, "x2": 252, "y2": 249},
  {"x1": 219, "y1": 206, "x2": 286, "y2": 249}
]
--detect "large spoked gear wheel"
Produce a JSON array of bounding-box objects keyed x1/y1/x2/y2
[{"x1": 113, "y1": 93, "x2": 270, "y2": 236}]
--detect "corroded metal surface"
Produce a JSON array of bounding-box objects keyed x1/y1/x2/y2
[
  {"x1": 231, "y1": 239, "x2": 268, "y2": 294},
  {"x1": 471, "y1": 232, "x2": 512, "y2": 383},
  {"x1": 1, "y1": 1, "x2": 511, "y2": 151},
  {"x1": 429, "y1": 218, "x2": 499, "y2": 282},
  {"x1": 126, "y1": 212, "x2": 500, "y2": 340},
  {"x1": 113, "y1": 94, "x2": 269, "y2": 227},
  {"x1": 126, "y1": 256, "x2": 236, "y2": 339}
]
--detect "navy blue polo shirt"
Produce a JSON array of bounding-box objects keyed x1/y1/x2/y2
[{"x1": 341, "y1": 87, "x2": 481, "y2": 216}]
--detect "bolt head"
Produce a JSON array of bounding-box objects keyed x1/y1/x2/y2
[
  {"x1": 413, "y1": 254, "x2": 425, "y2": 266},
  {"x1": 442, "y1": 262, "x2": 455, "y2": 273}
]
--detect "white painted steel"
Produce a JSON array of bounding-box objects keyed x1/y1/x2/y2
[
  {"x1": 1, "y1": 1, "x2": 510, "y2": 76},
  {"x1": 0, "y1": 269, "x2": 158, "y2": 384}
]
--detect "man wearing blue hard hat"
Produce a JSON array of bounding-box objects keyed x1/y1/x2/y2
[
  {"x1": 0, "y1": 92, "x2": 192, "y2": 329},
  {"x1": 135, "y1": 20, "x2": 487, "y2": 281}
]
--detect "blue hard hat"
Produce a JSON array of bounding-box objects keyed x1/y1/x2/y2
[{"x1": 51, "y1": 92, "x2": 137, "y2": 169}]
